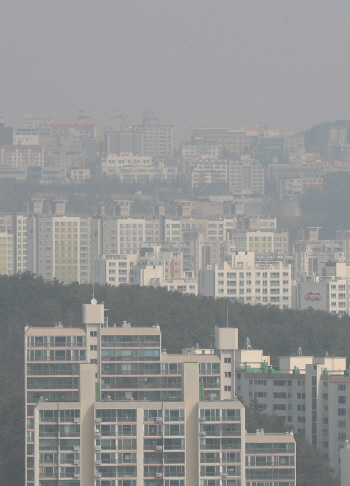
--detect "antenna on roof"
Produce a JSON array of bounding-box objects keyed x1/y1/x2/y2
[
  {"x1": 244, "y1": 337, "x2": 252, "y2": 350},
  {"x1": 226, "y1": 306, "x2": 229, "y2": 328},
  {"x1": 297, "y1": 347, "x2": 303, "y2": 356}
]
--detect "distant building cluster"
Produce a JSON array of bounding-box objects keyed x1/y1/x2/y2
[
  {"x1": 3, "y1": 205, "x2": 350, "y2": 316},
  {"x1": 1, "y1": 111, "x2": 350, "y2": 195},
  {"x1": 2, "y1": 112, "x2": 350, "y2": 309}
]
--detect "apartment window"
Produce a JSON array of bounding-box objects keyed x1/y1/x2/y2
[
  {"x1": 224, "y1": 372, "x2": 231, "y2": 378},
  {"x1": 90, "y1": 331, "x2": 97, "y2": 337},
  {"x1": 338, "y1": 396, "x2": 346, "y2": 404},
  {"x1": 224, "y1": 386, "x2": 231, "y2": 392},
  {"x1": 90, "y1": 345, "x2": 97, "y2": 351},
  {"x1": 338, "y1": 409, "x2": 346, "y2": 416},
  {"x1": 224, "y1": 358, "x2": 231, "y2": 364}
]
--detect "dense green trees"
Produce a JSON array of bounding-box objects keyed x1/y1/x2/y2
[{"x1": 0, "y1": 274, "x2": 348, "y2": 483}]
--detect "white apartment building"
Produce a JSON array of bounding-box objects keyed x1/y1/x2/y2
[
  {"x1": 229, "y1": 159, "x2": 264, "y2": 196},
  {"x1": 13, "y1": 132, "x2": 40, "y2": 145},
  {"x1": 15, "y1": 213, "x2": 29, "y2": 273},
  {"x1": 102, "y1": 153, "x2": 153, "y2": 177},
  {"x1": 199, "y1": 252, "x2": 292, "y2": 309},
  {"x1": 95, "y1": 250, "x2": 198, "y2": 295},
  {"x1": 297, "y1": 262, "x2": 350, "y2": 315},
  {"x1": 0, "y1": 144, "x2": 45, "y2": 168},
  {"x1": 95, "y1": 254, "x2": 138, "y2": 286},
  {"x1": 191, "y1": 161, "x2": 228, "y2": 188}
]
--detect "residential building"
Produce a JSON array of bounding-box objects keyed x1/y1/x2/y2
[
  {"x1": 0, "y1": 230, "x2": 13, "y2": 275},
  {"x1": 191, "y1": 161, "x2": 228, "y2": 189},
  {"x1": 25, "y1": 302, "x2": 253, "y2": 486},
  {"x1": 26, "y1": 214, "x2": 94, "y2": 284},
  {"x1": 188, "y1": 127, "x2": 258, "y2": 158},
  {"x1": 245, "y1": 431, "x2": 296, "y2": 486},
  {"x1": 229, "y1": 158, "x2": 264, "y2": 196},
  {"x1": 0, "y1": 145, "x2": 45, "y2": 168},
  {"x1": 199, "y1": 251, "x2": 292, "y2": 309}
]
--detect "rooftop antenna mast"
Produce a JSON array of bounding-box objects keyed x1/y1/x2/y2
[
  {"x1": 297, "y1": 347, "x2": 303, "y2": 356},
  {"x1": 226, "y1": 306, "x2": 229, "y2": 328},
  {"x1": 244, "y1": 337, "x2": 253, "y2": 350}
]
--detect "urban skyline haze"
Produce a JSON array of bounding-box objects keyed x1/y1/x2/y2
[{"x1": 2, "y1": 1, "x2": 350, "y2": 138}]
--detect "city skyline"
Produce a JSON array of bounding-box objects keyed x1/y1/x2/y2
[{"x1": 2, "y1": 1, "x2": 350, "y2": 138}]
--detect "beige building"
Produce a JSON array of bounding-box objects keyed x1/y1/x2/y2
[{"x1": 25, "y1": 302, "x2": 251, "y2": 486}]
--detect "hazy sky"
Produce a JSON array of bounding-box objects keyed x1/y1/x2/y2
[{"x1": 2, "y1": 0, "x2": 350, "y2": 140}]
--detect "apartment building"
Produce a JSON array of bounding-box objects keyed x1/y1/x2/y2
[
  {"x1": 26, "y1": 214, "x2": 93, "y2": 284},
  {"x1": 245, "y1": 431, "x2": 296, "y2": 486},
  {"x1": 0, "y1": 144, "x2": 45, "y2": 168},
  {"x1": 229, "y1": 159, "x2": 264, "y2": 196},
  {"x1": 102, "y1": 153, "x2": 153, "y2": 177},
  {"x1": 25, "y1": 302, "x2": 255, "y2": 486},
  {"x1": 188, "y1": 127, "x2": 258, "y2": 157},
  {"x1": 199, "y1": 252, "x2": 292, "y2": 309},
  {"x1": 0, "y1": 230, "x2": 13, "y2": 275},
  {"x1": 95, "y1": 254, "x2": 138, "y2": 286},
  {"x1": 296, "y1": 262, "x2": 350, "y2": 315},
  {"x1": 228, "y1": 230, "x2": 289, "y2": 255},
  {"x1": 191, "y1": 161, "x2": 228, "y2": 188},
  {"x1": 106, "y1": 114, "x2": 173, "y2": 161}
]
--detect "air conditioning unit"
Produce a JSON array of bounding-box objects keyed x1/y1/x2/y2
[
  {"x1": 74, "y1": 473, "x2": 80, "y2": 479},
  {"x1": 95, "y1": 460, "x2": 101, "y2": 465},
  {"x1": 199, "y1": 432, "x2": 206, "y2": 437},
  {"x1": 95, "y1": 446, "x2": 101, "y2": 451},
  {"x1": 95, "y1": 473, "x2": 101, "y2": 478},
  {"x1": 74, "y1": 460, "x2": 80, "y2": 465},
  {"x1": 156, "y1": 446, "x2": 162, "y2": 451},
  {"x1": 156, "y1": 473, "x2": 163, "y2": 478},
  {"x1": 74, "y1": 417, "x2": 80, "y2": 423},
  {"x1": 95, "y1": 432, "x2": 101, "y2": 438},
  {"x1": 199, "y1": 417, "x2": 207, "y2": 422},
  {"x1": 156, "y1": 417, "x2": 162, "y2": 423},
  {"x1": 95, "y1": 418, "x2": 102, "y2": 423},
  {"x1": 221, "y1": 473, "x2": 228, "y2": 478},
  {"x1": 74, "y1": 446, "x2": 80, "y2": 451}
]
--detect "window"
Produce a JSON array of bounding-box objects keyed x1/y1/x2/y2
[
  {"x1": 338, "y1": 409, "x2": 346, "y2": 416},
  {"x1": 224, "y1": 372, "x2": 231, "y2": 378},
  {"x1": 338, "y1": 396, "x2": 346, "y2": 404},
  {"x1": 90, "y1": 331, "x2": 97, "y2": 337},
  {"x1": 224, "y1": 386, "x2": 231, "y2": 392},
  {"x1": 90, "y1": 345, "x2": 97, "y2": 351},
  {"x1": 224, "y1": 358, "x2": 231, "y2": 364}
]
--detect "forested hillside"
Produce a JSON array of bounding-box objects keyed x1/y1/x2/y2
[{"x1": 0, "y1": 274, "x2": 348, "y2": 484}]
